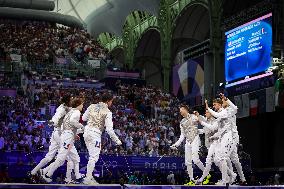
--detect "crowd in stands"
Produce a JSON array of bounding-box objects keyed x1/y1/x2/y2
[
  {"x1": 0, "y1": 19, "x2": 106, "y2": 65},
  {"x1": 0, "y1": 81, "x2": 186, "y2": 157}
]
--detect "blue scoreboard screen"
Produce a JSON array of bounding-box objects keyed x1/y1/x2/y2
[{"x1": 225, "y1": 13, "x2": 272, "y2": 82}]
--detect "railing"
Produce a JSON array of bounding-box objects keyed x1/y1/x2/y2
[
  {"x1": 106, "y1": 37, "x2": 124, "y2": 52},
  {"x1": 133, "y1": 15, "x2": 158, "y2": 36}
]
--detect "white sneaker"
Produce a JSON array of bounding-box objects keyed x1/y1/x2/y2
[
  {"x1": 215, "y1": 180, "x2": 227, "y2": 186},
  {"x1": 42, "y1": 174, "x2": 52, "y2": 183},
  {"x1": 83, "y1": 177, "x2": 99, "y2": 185},
  {"x1": 64, "y1": 178, "x2": 76, "y2": 184},
  {"x1": 76, "y1": 173, "x2": 85, "y2": 180}
]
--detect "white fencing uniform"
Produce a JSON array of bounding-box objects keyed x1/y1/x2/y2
[
  {"x1": 82, "y1": 102, "x2": 121, "y2": 184},
  {"x1": 171, "y1": 113, "x2": 204, "y2": 180},
  {"x1": 198, "y1": 116, "x2": 219, "y2": 182},
  {"x1": 208, "y1": 107, "x2": 233, "y2": 184},
  {"x1": 225, "y1": 99, "x2": 246, "y2": 182},
  {"x1": 31, "y1": 104, "x2": 68, "y2": 175},
  {"x1": 44, "y1": 108, "x2": 84, "y2": 182}
]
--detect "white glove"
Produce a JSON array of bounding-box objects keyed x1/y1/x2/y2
[
  {"x1": 116, "y1": 139, "x2": 122, "y2": 146},
  {"x1": 170, "y1": 144, "x2": 178, "y2": 150},
  {"x1": 76, "y1": 128, "x2": 84, "y2": 134},
  {"x1": 48, "y1": 120, "x2": 54, "y2": 127}
]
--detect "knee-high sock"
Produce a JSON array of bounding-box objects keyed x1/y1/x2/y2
[
  {"x1": 46, "y1": 159, "x2": 64, "y2": 177},
  {"x1": 193, "y1": 158, "x2": 205, "y2": 171},
  {"x1": 42, "y1": 162, "x2": 56, "y2": 175},
  {"x1": 74, "y1": 162, "x2": 81, "y2": 179},
  {"x1": 227, "y1": 160, "x2": 235, "y2": 176},
  {"x1": 199, "y1": 162, "x2": 212, "y2": 181},
  {"x1": 232, "y1": 158, "x2": 246, "y2": 181},
  {"x1": 66, "y1": 160, "x2": 74, "y2": 180},
  {"x1": 186, "y1": 164, "x2": 193, "y2": 180},
  {"x1": 86, "y1": 158, "x2": 96, "y2": 179},
  {"x1": 221, "y1": 160, "x2": 230, "y2": 183},
  {"x1": 31, "y1": 157, "x2": 51, "y2": 175}
]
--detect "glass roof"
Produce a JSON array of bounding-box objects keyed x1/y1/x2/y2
[{"x1": 54, "y1": 0, "x2": 108, "y2": 22}]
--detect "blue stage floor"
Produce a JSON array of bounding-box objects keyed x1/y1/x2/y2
[{"x1": 0, "y1": 184, "x2": 283, "y2": 189}]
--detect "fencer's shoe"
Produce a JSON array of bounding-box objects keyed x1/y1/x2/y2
[
  {"x1": 27, "y1": 171, "x2": 37, "y2": 184},
  {"x1": 239, "y1": 180, "x2": 248, "y2": 186},
  {"x1": 203, "y1": 174, "x2": 211, "y2": 185},
  {"x1": 184, "y1": 180, "x2": 196, "y2": 186},
  {"x1": 83, "y1": 177, "x2": 99, "y2": 185},
  {"x1": 42, "y1": 174, "x2": 52, "y2": 183},
  {"x1": 64, "y1": 178, "x2": 76, "y2": 184},
  {"x1": 215, "y1": 180, "x2": 230, "y2": 186},
  {"x1": 75, "y1": 173, "x2": 86, "y2": 183},
  {"x1": 195, "y1": 179, "x2": 203, "y2": 185},
  {"x1": 215, "y1": 180, "x2": 224, "y2": 185},
  {"x1": 230, "y1": 172, "x2": 237, "y2": 184}
]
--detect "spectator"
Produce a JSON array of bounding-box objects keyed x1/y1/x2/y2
[{"x1": 167, "y1": 171, "x2": 175, "y2": 185}]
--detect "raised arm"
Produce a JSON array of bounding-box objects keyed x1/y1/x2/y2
[
  {"x1": 208, "y1": 107, "x2": 229, "y2": 119},
  {"x1": 226, "y1": 98, "x2": 238, "y2": 115},
  {"x1": 198, "y1": 115, "x2": 207, "y2": 122},
  {"x1": 200, "y1": 119, "x2": 219, "y2": 131}
]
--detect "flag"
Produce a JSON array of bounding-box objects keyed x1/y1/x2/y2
[
  {"x1": 250, "y1": 99, "x2": 258, "y2": 116},
  {"x1": 242, "y1": 93, "x2": 250, "y2": 117},
  {"x1": 234, "y1": 95, "x2": 243, "y2": 118},
  {"x1": 266, "y1": 87, "x2": 275, "y2": 112}
]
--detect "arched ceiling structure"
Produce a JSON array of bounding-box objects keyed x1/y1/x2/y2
[
  {"x1": 110, "y1": 47, "x2": 125, "y2": 67},
  {"x1": 135, "y1": 29, "x2": 161, "y2": 59},
  {"x1": 134, "y1": 29, "x2": 162, "y2": 88},
  {"x1": 54, "y1": 0, "x2": 160, "y2": 37},
  {"x1": 172, "y1": 3, "x2": 210, "y2": 60}
]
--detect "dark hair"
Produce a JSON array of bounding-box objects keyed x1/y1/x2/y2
[
  {"x1": 101, "y1": 93, "x2": 114, "y2": 103},
  {"x1": 70, "y1": 97, "x2": 84, "y2": 108},
  {"x1": 61, "y1": 93, "x2": 72, "y2": 105},
  {"x1": 213, "y1": 98, "x2": 223, "y2": 104},
  {"x1": 179, "y1": 104, "x2": 190, "y2": 112}
]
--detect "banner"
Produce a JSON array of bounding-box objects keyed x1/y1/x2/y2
[
  {"x1": 10, "y1": 54, "x2": 21, "y2": 63},
  {"x1": 28, "y1": 79, "x2": 105, "y2": 89},
  {"x1": 226, "y1": 72, "x2": 275, "y2": 96},
  {"x1": 88, "y1": 59, "x2": 100, "y2": 68},
  {"x1": 106, "y1": 71, "x2": 140, "y2": 78},
  {"x1": 0, "y1": 152, "x2": 251, "y2": 178},
  {"x1": 172, "y1": 56, "x2": 204, "y2": 106},
  {"x1": 0, "y1": 89, "x2": 17, "y2": 97}
]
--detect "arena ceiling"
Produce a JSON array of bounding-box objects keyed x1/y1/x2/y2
[{"x1": 54, "y1": 0, "x2": 160, "y2": 37}]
